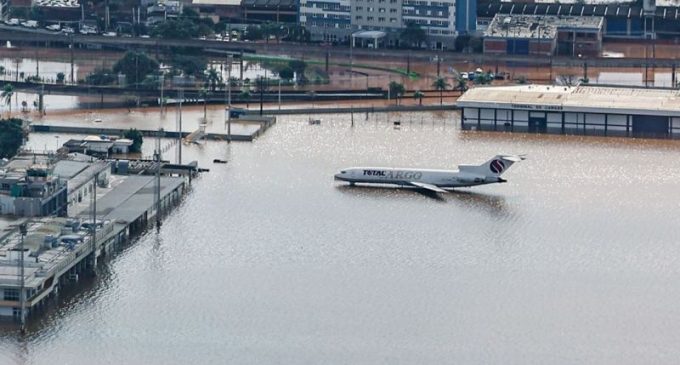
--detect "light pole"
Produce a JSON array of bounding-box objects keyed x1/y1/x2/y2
[
  {"x1": 226, "y1": 55, "x2": 232, "y2": 142},
  {"x1": 55, "y1": 135, "x2": 60, "y2": 152},
  {"x1": 19, "y1": 223, "x2": 26, "y2": 333},
  {"x1": 278, "y1": 78, "x2": 281, "y2": 110},
  {"x1": 159, "y1": 74, "x2": 164, "y2": 116}
]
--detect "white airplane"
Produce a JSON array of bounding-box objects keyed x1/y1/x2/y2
[{"x1": 334, "y1": 154, "x2": 525, "y2": 193}]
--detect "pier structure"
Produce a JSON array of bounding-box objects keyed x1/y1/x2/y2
[{"x1": 0, "y1": 174, "x2": 187, "y2": 320}]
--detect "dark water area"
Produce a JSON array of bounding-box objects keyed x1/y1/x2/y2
[{"x1": 10, "y1": 111, "x2": 680, "y2": 364}]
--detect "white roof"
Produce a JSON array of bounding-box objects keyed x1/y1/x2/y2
[
  {"x1": 192, "y1": 0, "x2": 240, "y2": 4},
  {"x1": 352, "y1": 30, "x2": 386, "y2": 39},
  {"x1": 457, "y1": 84, "x2": 680, "y2": 117}
]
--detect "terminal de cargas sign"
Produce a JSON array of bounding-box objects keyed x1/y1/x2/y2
[{"x1": 510, "y1": 103, "x2": 563, "y2": 111}]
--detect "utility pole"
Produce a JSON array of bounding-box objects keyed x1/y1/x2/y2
[
  {"x1": 176, "y1": 89, "x2": 183, "y2": 164},
  {"x1": 227, "y1": 55, "x2": 232, "y2": 142},
  {"x1": 18, "y1": 223, "x2": 27, "y2": 333},
  {"x1": 69, "y1": 36, "x2": 74, "y2": 84},
  {"x1": 155, "y1": 128, "x2": 162, "y2": 229},
  {"x1": 91, "y1": 172, "x2": 97, "y2": 250},
  {"x1": 278, "y1": 79, "x2": 281, "y2": 111},
  {"x1": 159, "y1": 74, "x2": 164, "y2": 116}
]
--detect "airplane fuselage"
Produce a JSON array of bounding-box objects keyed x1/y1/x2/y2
[{"x1": 334, "y1": 167, "x2": 505, "y2": 189}]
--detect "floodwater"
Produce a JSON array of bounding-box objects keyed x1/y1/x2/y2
[{"x1": 7, "y1": 111, "x2": 680, "y2": 364}]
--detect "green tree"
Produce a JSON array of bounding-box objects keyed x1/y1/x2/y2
[
  {"x1": 454, "y1": 34, "x2": 470, "y2": 52},
  {"x1": 244, "y1": 25, "x2": 263, "y2": 40},
  {"x1": 278, "y1": 67, "x2": 294, "y2": 81},
  {"x1": 432, "y1": 77, "x2": 449, "y2": 105},
  {"x1": 240, "y1": 89, "x2": 251, "y2": 108},
  {"x1": 388, "y1": 81, "x2": 405, "y2": 105},
  {"x1": 288, "y1": 60, "x2": 307, "y2": 81},
  {"x1": 171, "y1": 55, "x2": 207, "y2": 77},
  {"x1": 204, "y1": 67, "x2": 222, "y2": 92},
  {"x1": 285, "y1": 24, "x2": 310, "y2": 42},
  {"x1": 400, "y1": 23, "x2": 427, "y2": 48},
  {"x1": 261, "y1": 23, "x2": 275, "y2": 43},
  {"x1": 113, "y1": 51, "x2": 159, "y2": 86},
  {"x1": 85, "y1": 69, "x2": 117, "y2": 85},
  {"x1": 0, "y1": 118, "x2": 23, "y2": 158},
  {"x1": 454, "y1": 75, "x2": 468, "y2": 92},
  {"x1": 151, "y1": 17, "x2": 199, "y2": 39},
  {"x1": 413, "y1": 90, "x2": 424, "y2": 106},
  {"x1": 123, "y1": 128, "x2": 143, "y2": 153},
  {"x1": 1, "y1": 84, "x2": 14, "y2": 116},
  {"x1": 475, "y1": 72, "x2": 493, "y2": 85},
  {"x1": 56, "y1": 72, "x2": 65, "y2": 84}
]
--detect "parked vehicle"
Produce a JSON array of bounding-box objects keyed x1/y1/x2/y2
[
  {"x1": 21, "y1": 20, "x2": 38, "y2": 28},
  {"x1": 46, "y1": 24, "x2": 61, "y2": 31},
  {"x1": 4, "y1": 18, "x2": 20, "y2": 26}
]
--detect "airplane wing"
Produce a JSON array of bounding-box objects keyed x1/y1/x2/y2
[{"x1": 408, "y1": 182, "x2": 449, "y2": 193}]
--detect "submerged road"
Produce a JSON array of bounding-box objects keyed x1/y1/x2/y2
[{"x1": 0, "y1": 26, "x2": 679, "y2": 68}]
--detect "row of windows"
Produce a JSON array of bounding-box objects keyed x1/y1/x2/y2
[
  {"x1": 355, "y1": 16, "x2": 398, "y2": 23},
  {"x1": 404, "y1": 0, "x2": 452, "y2": 5},
  {"x1": 304, "y1": 3, "x2": 351, "y2": 11},
  {"x1": 355, "y1": 6, "x2": 399, "y2": 13},
  {"x1": 403, "y1": 9, "x2": 447, "y2": 16},
  {"x1": 355, "y1": 0, "x2": 398, "y2": 3},
  {"x1": 306, "y1": 21, "x2": 352, "y2": 28},
  {"x1": 301, "y1": 12, "x2": 351, "y2": 20},
  {"x1": 403, "y1": 18, "x2": 450, "y2": 26}
]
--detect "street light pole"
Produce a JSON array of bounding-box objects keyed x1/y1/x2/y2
[
  {"x1": 227, "y1": 55, "x2": 232, "y2": 142},
  {"x1": 19, "y1": 223, "x2": 26, "y2": 333}
]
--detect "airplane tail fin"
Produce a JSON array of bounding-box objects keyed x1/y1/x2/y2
[{"x1": 459, "y1": 154, "x2": 526, "y2": 179}]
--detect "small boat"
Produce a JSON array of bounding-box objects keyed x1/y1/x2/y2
[
  {"x1": 308, "y1": 118, "x2": 322, "y2": 125},
  {"x1": 93, "y1": 118, "x2": 102, "y2": 123},
  {"x1": 213, "y1": 159, "x2": 228, "y2": 164}
]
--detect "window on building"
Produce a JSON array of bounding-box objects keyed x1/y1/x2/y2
[
  {"x1": 367, "y1": 16, "x2": 374, "y2": 21},
  {"x1": 378, "y1": 17, "x2": 385, "y2": 21},
  {"x1": 390, "y1": 17, "x2": 397, "y2": 22},
  {"x1": 390, "y1": 8, "x2": 397, "y2": 12},
  {"x1": 379, "y1": 7, "x2": 385, "y2": 12},
  {"x1": 356, "y1": 15, "x2": 363, "y2": 20},
  {"x1": 4, "y1": 289, "x2": 19, "y2": 301}
]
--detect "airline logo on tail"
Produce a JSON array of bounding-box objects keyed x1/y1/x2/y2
[{"x1": 489, "y1": 159, "x2": 506, "y2": 174}]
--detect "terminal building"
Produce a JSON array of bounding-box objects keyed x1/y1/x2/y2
[{"x1": 457, "y1": 84, "x2": 680, "y2": 138}]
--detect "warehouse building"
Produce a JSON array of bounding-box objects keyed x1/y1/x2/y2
[
  {"x1": 483, "y1": 14, "x2": 604, "y2": 56},
  {"x1": 457, "y1": 84, "x2": 680, "y2": 138}
]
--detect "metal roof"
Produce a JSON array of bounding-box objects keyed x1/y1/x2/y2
[
  {"x1": 458, "y1": 84, "x2": 680, "y2": 117},
  {"x1": 78, "y1": 175, "x2": 184, "y2": 223}
]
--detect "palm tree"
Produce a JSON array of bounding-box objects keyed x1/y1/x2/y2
[
  {"x1": 388, "y1": 81, "x2": 405, "y2": 105},
  {"x1": 454, "y1": 76, "x2": 468, "y2": 92},
  {"x1": 205, "y1": 67, "x2": 222, "y2": 92},
  {"x1": 432, "y1": 77, "x2": 449, "y2": 105},
  {"x1": 198, "y1": 88, "x2": 209, "y2": 121},
  {"x1": 240, "y1": 89, "x2": 251, "y2": 108},
  {"x1": 2, "y1": 84, "x2": 14, "y2": 116},
  {"x1": 413, "y1": 90, "x2": 424, "y2": 106}
]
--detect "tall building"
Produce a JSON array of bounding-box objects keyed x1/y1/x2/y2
[
  {"x1": 298, "y1": 0, "x2": 474, "y2": 48},
  {"x1": 402, "y1": 0, "x2": 458, "y2": 48},
  {"x1": 298, "y1": 0, "x2": 352, "y2": 42},
  {"x1": 455, "y1": 0, "x2": 475, "y2": 33}
]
